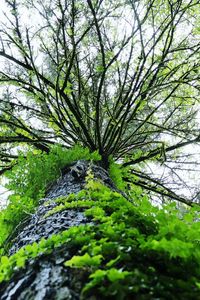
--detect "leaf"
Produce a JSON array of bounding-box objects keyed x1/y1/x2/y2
[
  {"x1": 90, "y1": 269, "x2": 107, "y2": 280},
  {"x1": 1, "y1": 256, "x2": 9, "y2": 266},
  {"x1": 107, "y1": 268, "x2": 130, "y2": 282},
  {"x1": 82, "y1": 269, "x2": 107, "y2": 294},
  {"x1": 106, "y1": 255, "x2": 120, "y2": 267},
  {"x1": 16, "y1": 257, "x2": 26, "y2": 268},
  {"x1": 64, "y1": 253, "x2": 102, "y2": 268}
]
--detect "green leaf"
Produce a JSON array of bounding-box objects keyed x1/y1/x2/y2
[
  {"x1": 64, "y1": 253, "x2": 102, "y2": 268},
  {"x1": 16, "y1": 257, "x2": 26, "y2": 268},
  {"x1": 1, "y1": 256, "x2": 9, "y2": 266},
  {"x1": 107, "y1": 268, "x2": 130, "y2": 282}
]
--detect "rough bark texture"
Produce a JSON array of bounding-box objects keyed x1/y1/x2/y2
[{"x1": 0, "y1": 161, "x2": 115, "y2": 300}]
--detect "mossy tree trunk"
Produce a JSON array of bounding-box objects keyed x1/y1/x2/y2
[
  {"x1": 1, "y1": 161, "x2": 199, "y2": 300},
  {"x1": 0, "y1": 161, "x2": 114, "y2": 300}
]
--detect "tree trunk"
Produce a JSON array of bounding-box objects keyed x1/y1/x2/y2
[
  {"x1": 0, "y1": 161, "x2": 115, "y2": 300},
  {"x1": 1, "y1": 160, "x2": 198, "y2": 300}
]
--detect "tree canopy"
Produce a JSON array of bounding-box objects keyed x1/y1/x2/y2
[
  {"x1": 0, "y1": 0, "x2": 200, "y2": 204},
  {"x1": 1, "y1": 2, "x2": 200, "y2": 298}
]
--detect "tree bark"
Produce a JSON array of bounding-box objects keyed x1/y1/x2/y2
[{"x1": 0, "y1": 161, "x2": 115, "y2": 300}]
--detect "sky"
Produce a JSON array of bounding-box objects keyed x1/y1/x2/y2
[{"x1": 0, "y1": 2, "x2": 9, "y2": 208}]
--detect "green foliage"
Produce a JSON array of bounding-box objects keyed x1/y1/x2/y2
[
  {"x1": 52, "y1": 182, "x2": 200, "y2": 298},
  {"x1": 2, "y1": 181, "x2": 199, "y2": 298},
  {"x1": 5, "y1": 144, "x2": 101, "y2": 201},
  {"x1": 108, "y1": 157, "x2": 127, "y2": 190},
  {"x1": 65, "y1": 253, "x2": 103, "y2": 268},
  {"x1": 0, "y1": 194, "x2": 35, "y2": 254},
  {"x1": 0, "y1": 145, "x2": 100, "y2": 254},
  {"x1": 0, "y1": 225, "x2": 92, "y2": 283}
]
